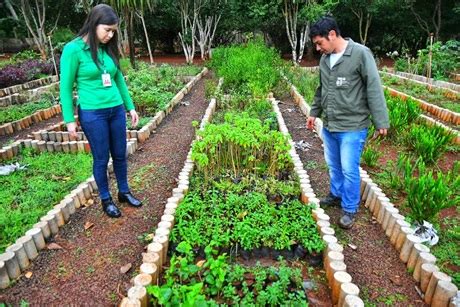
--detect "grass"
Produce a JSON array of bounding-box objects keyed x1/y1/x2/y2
[
  {"x1": 130, "y1": 162, "x2": 167, "y2": 192},
  {"x1": 0, "y1": 148, "x2": 92, "y2": 252},
  {"x1": 283, "y1": 66, "x2": 319, "y2": 105}
]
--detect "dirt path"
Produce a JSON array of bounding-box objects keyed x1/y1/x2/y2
[
  {"x1": 0, "y1": 114, "x2": 62, "y2": 148},
  {"x1": 277, "y1": 96, "x2": 427, "y2": 306},
  {"x1": 0, "y1": 76, "x2": 210, "y2": 306}
]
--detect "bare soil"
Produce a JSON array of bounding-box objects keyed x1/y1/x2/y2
[
  {"x1": 277, "y1": 96, "x2": 427, "y2": 306},
  {"x1": 0, "y1": 114, "x2": 62, "y2": 148},
  {"x1": 0, "y1": 76, "x2": 210, "y2": 306}
]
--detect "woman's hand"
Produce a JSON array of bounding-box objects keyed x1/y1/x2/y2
[
  {"x1": 67, "y1": 122, "x2": 78, "y2": 140},
  {"x1": 130, "y1": 109, "x2": 139, "y2": 128}
]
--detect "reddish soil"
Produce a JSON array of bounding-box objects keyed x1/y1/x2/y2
[
  {"x1": 0, "y1": 76, "x2": 210, "y2": 305},
  {"x1": 0, "y1": 114, "x2": 62, "y2": 148},
  {"x1": 277, "y1": 96, "x2": 427, "y2": 306}
]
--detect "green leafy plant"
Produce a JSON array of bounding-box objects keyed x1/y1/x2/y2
[{"x1": 361, "y1": 143, "x2": 382, "y2": 167}]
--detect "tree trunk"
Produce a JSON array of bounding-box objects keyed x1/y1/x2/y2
[
  {"x1": 20, "y1": 0, "x2": 48, "y2": 60},
  {"x1": 137, "y1": 10, "x2": 154, "y2": 64},
  {"x1": 5, "y1": 0, "x2": 19, "y2": 20}
]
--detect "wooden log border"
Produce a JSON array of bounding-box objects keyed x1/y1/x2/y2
[
  {"x1": 285, "y1": 76, "x2": 459, "y2": 306},
  {"x1": 0, "y1": 76, "x2": 58, "y2": 98},
  {"x1": 0, "y1": 68, "x2": 208, "y2": 290}
]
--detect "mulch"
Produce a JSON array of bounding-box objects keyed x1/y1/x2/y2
[
  {"x1": 0, "y1": 76, "x2": 210, "y2": 305},
  {"x1": 277, "y1": 96, "x2": 427, "y2": 306}
]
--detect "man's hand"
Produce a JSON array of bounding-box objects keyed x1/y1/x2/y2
[
  {"x1": 67, "y1": 122, "x2": 78, "y2": 140},
  {"x1": 130, "y1": 109, "x2": 139, "y2": 128},
  {"x1": 307, "y1": 116, "x2": 316, "y2": 130},
  {"x1": 377, "y1": 128, "x2": 388, "y2": 136}
]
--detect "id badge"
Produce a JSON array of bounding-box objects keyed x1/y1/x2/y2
[{"x1": 102, "y1": 73, "x2": 112, "y2": 87}]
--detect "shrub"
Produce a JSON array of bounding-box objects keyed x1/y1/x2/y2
[
  {"x1": 11, "y1": 50, "x2": 40, "y2": 63},
  {"x1": 385, "y1": 92, "x2": 421, "y2": 137},
  {"x1": 51, "y1": 27, "x2": 75, "y2": 53}
]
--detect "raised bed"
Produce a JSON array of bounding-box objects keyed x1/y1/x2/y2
[
  {"x1": 285, "y1": 75, "x2": 459, "y2": 306},
  {"x1": 0, "y1": 68, "x2": 208, "y2": 290},
  {"x1": 390, "y1": 71, "x2": 460, "y2": 92}
]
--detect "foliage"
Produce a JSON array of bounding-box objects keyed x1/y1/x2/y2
[
  {"x1": 0, "y1": 148, "x2": 92, "y2": 252},
  {"x1": 126, "y1": 63, "x2": 188, "y2": 115},
  {"x1": 51, "y1": 27, "x2": 76, "y2": 53},
  {"x1": 385, "y1": 92, "x2": 421, "y2": 138},
  {"x1": 148, "y1": 241, "x2": 308, "y2": 305},
  {"x1": 405, "y1": 123, "x2": 454, "y2": 164},
  {"x1": 126, "y1": 116, "x2": 152, "y2": 130},
  {"x1": 210, "y1": 41, "x2": 281, "y2": 97},
  {"x1": 0, "y1": 99, "x2": 53, "y2": 124},
  {"x1": 192, "y1": 112, "x2": 292, "y2": 180},
  {"x1": 394, "y1": 40, "x2": 460, "y2": 80},
  {"x1": 282, "y1": 66, "x2": 319, "y2": 105},
  {"x1": 11, "y1": 50, "x2": 41, "y2": 63},
  {"x1": 0, "y1": 59, "x2": 57, "y2": 88},
  {"x1": 171, "y1": 174, "x2": 324, "y2": 253},
  {"x1": 361, "y1": 142, "x2": 382, "y2": 168}
]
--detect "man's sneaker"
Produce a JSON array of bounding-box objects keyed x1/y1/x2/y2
[
  {"x1": 339, "y1": 211, "x2": 356, "y2": 229},
  {"x1": 319, "y1": 193, "x2": 341, "y2": 207}
]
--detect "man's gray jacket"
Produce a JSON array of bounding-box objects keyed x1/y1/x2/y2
[{"x1": 310, "y1": 39, "x2": 390, "y2": 132}]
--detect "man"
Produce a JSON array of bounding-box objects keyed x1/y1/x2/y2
[{"x1": 306, "y1": 17, "x2": 389, "y2": 229}]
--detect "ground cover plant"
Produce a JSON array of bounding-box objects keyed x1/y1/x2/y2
[
  {"x1": 0, "y1": 148, "x2": 92, "y2": 252},
  {"x1": 0, "y1": 58, "x2": 58, "y2": 89},
  {"x1": 381, "y1": 74, "x2": 460, "y2": 113},
  {"x1": 363, "y1": 92, "x2": 460, "y2": 286},
  {"x1": 127, "y1": 63, "x2": 202, "y2": 116},
  {"x1": 0, "y1": 99, "x2": 54, "y2": 125}
]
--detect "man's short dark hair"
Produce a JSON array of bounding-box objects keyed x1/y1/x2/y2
[{"x1": 309, "y1": 17, "x2": 341, "y2": 39}]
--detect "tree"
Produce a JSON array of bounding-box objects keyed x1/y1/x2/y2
[
  {"x1": 178, "y1": 0, "x2": 205, "y2": 64},
  {"x1": 19, "y1": 0, "x2": 56, "y2": 59},
  {"x1": 283, "y1": 0, "x2": 337, "y2": 64},
  {"x1": 195, "y1": 0, "x2": 226, "y2": 60},
  {"x1": 339, "y1": 0, "x2": 382, "y2": 45},
  {"x1": 405, "y1": 0, "x2": 442, "y2": 41}
]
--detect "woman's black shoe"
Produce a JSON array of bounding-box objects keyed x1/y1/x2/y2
[
  {"x1": 118, "y1": 192, "x2": 142, "y2": 207},
  {"x1": 102, "y1": 198, "x2": 121, "y2": 218}
]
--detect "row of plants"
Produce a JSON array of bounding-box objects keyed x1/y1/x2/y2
[
  {"x1": 0, "y1": 148, "x2": 92, "y2": 253},
  {"x1": 150, "y1": 42, "x2": 325, "y2": 305},
  {"x1": 126, "y1": 63, "x2": 202, "y2": 116},
  {"x1": 361, "y1": 93, "x2": 460, "y2": 287},
  {"x1": 0, "y1": 56, "x2": 59, "y2": 89},
  {"x1": 0, "y1": 98, "x2": 54, "y2": 125},
  {"x1": 281, "y1": 67, "x2": 319, "y2": 104},
  {"x1": 380, "y1": 73, "x2": 460, "y2": 113}
]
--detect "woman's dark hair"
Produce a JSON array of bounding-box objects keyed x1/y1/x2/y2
[
  {"x1": 78, "y1": 4, "x2": 120, "y2": 69},
  {"x1": 309, "y1": 16, "x2": 341, "y2": 40}
]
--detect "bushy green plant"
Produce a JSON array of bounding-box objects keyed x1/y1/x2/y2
[
  {"x1": 192, "y1": 112, "x2": 292, "y2": 179},
  {"x1": 0, "y1": 99, "x2": 53, "y2": 124},
  {"x1": 51, "y1": 27, "x2": 75, "y2": 52},
  {"x1": 361, "y1": 143, "x2": 382, "y2": 168},
  {"x1": 405, "y1": 161, "x2": 459, "y2": 223},
  {"x1": 283, "y1": 66, "x2": 319, "y2": 104},
  {"x1": 210, "y1": 41, "x2": 281, "y2": 97},
  {"x1": 405, "y1": 123, "x2": 454, "y2": 164},
  {"x1": 385, "y1": 92, "x2": 421, "y2": 137},
  {"x1": 11, "y1": 50, "x2": 40, "y2": 63}
]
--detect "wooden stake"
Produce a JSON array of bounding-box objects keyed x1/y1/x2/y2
[
  {"x1": 414, "y1": 252, "x2": 437, "y2": 282},
  {"x1": 344, "y1": 295, "x2": 364, "y2": 307},
  {"x1": 395, "y1": 226, "x2": 415, "y2": 251},
  {"x1": 425, "y1": 271, "x2": 451, "y2": 304},
  {"x1": 16, "y1": 235, "x2": 38, "y2": 261},
  {"x1": 326, "y1": 261, "x2": 347, "y2": 289},
  {"x1": 420, "y1": 263, "x2": 439, "y2": 293},
  {"x1": 390, "y1": 220, "x2": 411, "y2": 245},
  {"x1": 0, "y1": 252, "x2": 20, "y2": 279},
  {"x1": 48, "y1": 208, "x2": 65, "y2": 227},
  {"x1": 119, "y1": 297, "x2": 141, "y2": 307},
  {"x1": 320, "y1": 226, "x2": 335, "y2": 238},
  {"x1": 6, "y1": 243, "x2": 29, "y2": 270},
  {"x1": 127, "y1": 286, "x2": 148, "y2": 307},
  {"x1": 338, "y1": 282, "x2": 360, "y2": 307},
  {"x1": 33, "y1": 221, "x2": 51, "y2": 240},
  {"x1": 0, "y1": 261, "x2": 10, "y2": 289},
  {"x1": 431, "y1": 280, "x2": 458, "y2": 307},
  {"x1": 40, "y1": 214, "x2": 59, "y2": 235},
  {"x1": 325, "y1": 251, "x2": 345, "y2": 276},
  {"x1": 382, "y1": 206, "x2": 399, "y2": 230},
  {"x1": 385, "y1": 213, "x2": 404, "y2": 237},
  {"x1": 139, "y1": 263, "x2": 158, "y2": 285},
  {"x1": 400, "y1": 234, "x2": 422, "y2": 263},
  {"x1": 407, "y1": 243, "x2": 430, "y2": 271},
  {"x1": 26, "y1": 228, "x2": 46, "y2": 251},
  {"x1": 332, "y1": 271, "x2": 352, "y2": 304},
  {"x1": 133, "y1": 273, "x2": 153, "y2": 287}
]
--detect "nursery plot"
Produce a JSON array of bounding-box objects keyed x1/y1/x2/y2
[
  {"x1": 381, "y1": 74, "x2": 460, "y2": 117},
  {"x1": 0, "y1": 148, "x2": 92, "y2": 253},
  {"x1": 276, "y1": 91, "x2": 427, "y2": 305},
  {"x1": 0, "y1": 75, "x2": 211, "y2": 305},
  {"x1": 361, "y1": 93, "x2": 460, "y2": 288}
]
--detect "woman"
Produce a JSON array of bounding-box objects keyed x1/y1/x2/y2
[{"x1": 60, "y1": 4, "x2": 142, "y2": 218}]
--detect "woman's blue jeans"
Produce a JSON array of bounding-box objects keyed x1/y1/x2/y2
[
  {"x1": 322, "y1": 127, "x2": 367, "y2": 214},
  {"x1": 78, "y1": 104, "x2": 129, "y2": 200}
]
